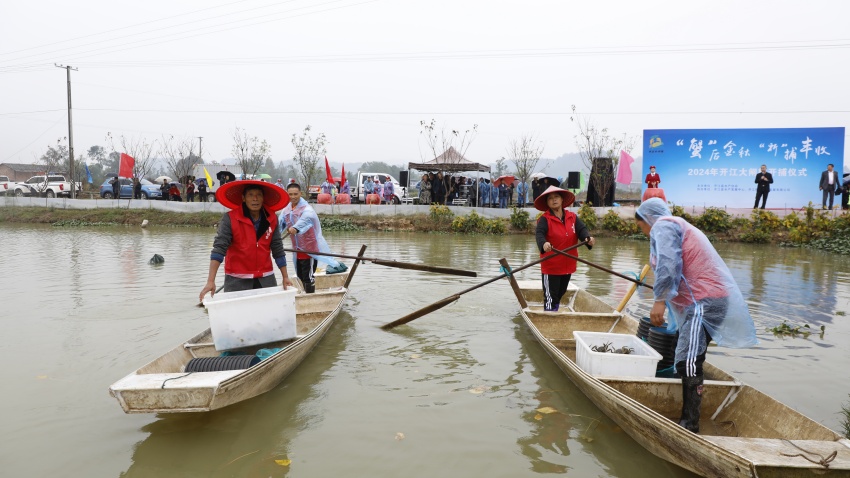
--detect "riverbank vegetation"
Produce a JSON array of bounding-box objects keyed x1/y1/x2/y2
[{"x1": 3, "y1": 203, "x2": 850, "y2": 254}]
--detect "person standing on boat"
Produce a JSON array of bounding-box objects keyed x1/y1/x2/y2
[
  {"x1": 635, "y1": 198, "x2": 757, "y2": 434},
  {"x1": 199, "y1": 180, "x2": 292, "y2": 302},
  {"x1": 279, "y1": 183, "x2": 348, "y2": 293},
  {"x1": 534, "y1": 186, "x2": 595, "y2": 311}
]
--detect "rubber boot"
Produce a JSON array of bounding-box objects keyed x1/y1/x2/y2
[{"x1": 678, "y1": 375, "x2": 703, "y2": 433}]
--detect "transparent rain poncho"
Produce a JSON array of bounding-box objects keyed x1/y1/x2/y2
[
  {"x1": 636, "y1": 199, "x2": 757, "y2": 364},
  {"x1": 278, "y1": 198, "x2": 341, "y2": 268}
]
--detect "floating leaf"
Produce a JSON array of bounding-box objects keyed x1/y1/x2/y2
[
  {"x1": 534, "y1": 413, "x2": 543, "y2": 420},
  {"x1": 274, "y1": 459, "x2": 291, "y2": 467},
  {"x1": 410, "y1": 354, "x2": 421, "y2": 359},
  {"x1": 36, "y1": 375, "x2": 48, "y2": 379},
  {"x1": 469, "y1": 385, "x2": 490, "y2": 394},
  {"x1": 395, "y1": 432, "x2": 405, "y2": 441},
  {"x1": 536, "y1": 407, "x2": 558, "y2": 414}
]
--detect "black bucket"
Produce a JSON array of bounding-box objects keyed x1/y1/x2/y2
[
  {"x1": 185, "y1": 355, "x2": 260, "y2": 372},
  {"x1": 648, "y1": 326, "x2": 678, "y2": 375},
  {"x1": 636, "y1": 317, "x2": 652, "y2": 341}
]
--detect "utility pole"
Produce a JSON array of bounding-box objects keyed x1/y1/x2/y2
[
  {"x1": 197, "y1": 136, "x2": 203, "y2": 161},
  {"x1": 55, "y1": 63, "x2": 78, "y2": 199}
]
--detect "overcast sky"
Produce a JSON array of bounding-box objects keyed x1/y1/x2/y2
[{"x1": 1, "y1": 0, "x2": 848, "y2": 170}]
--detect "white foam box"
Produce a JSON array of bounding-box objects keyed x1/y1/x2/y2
[
  {"x1": 204, "y1": 287, "x2": 297, "y2": 351},
  {"x1": 573, "y1": 331, "x2": 662, "y2": 377}
]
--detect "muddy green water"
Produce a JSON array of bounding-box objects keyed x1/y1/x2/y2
[{"x1": 1, "y1": 224, "x2": 848, "y2": 477}]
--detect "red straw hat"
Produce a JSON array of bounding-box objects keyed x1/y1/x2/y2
[
  {"x1": 215, "y1": 180, "x2": 289, "y2": 211},
  {"x1": 533, "y1": 185, "x2": 576, "y2": 212}
]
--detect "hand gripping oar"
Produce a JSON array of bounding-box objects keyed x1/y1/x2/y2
[
  {"x1": 380, "y1": 240, "x2": 589, "y2": 330},
  {"x1": 549, "y1": 247, "x2": 654, "y2": 290},
  {"x1": 282, "y1": 248, "x2": 477, "y2": 277}
]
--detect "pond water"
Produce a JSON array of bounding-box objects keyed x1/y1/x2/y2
[{"x1": 1, "y1": 223, "x2": 848, "y2": 477}]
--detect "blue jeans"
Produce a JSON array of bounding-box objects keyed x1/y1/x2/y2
[{"x1": 499, "y1": 197, "x2": 507, "y2": 208}]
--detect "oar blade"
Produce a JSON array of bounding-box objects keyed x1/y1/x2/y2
[
  {"x1": 372, "y1": 260, "x2": 477, "y2": 277},
  {"x1": 381, "y1": 295, "x2": 460, "y2": 330}
]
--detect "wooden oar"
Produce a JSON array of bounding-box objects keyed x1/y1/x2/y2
[
  {"x1": 282, "y1": 248, "x2": 477, "y2": 277},
  {"x1": 607, "y1": 264, "x2": 652, "y2": 333},
  {"x1": 615, "y1": 264, "x2": 651, "y2": 312},
  {"x1": 549, "y1": 248, "x2": 654, "y2": 290},
  {"x1": 380, "y1": 240, "x2": 588, "y2": 330}
]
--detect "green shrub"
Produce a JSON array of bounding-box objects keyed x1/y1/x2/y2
[
  {"x1": 450, "y1": 211, "x2": 506, "y2": 234},
  {"x1": 509, "y1": 207, "x2": 530, "y2": 231},
  {"x1": 841, "y1": 396, "x2": 850, "y2": 439},
  {"x1": 694, "y1": 207, "x2": 733, "y2": 233},
  {"x1": 577, "y1": 202, "x2": 598, "y2": 230},
  {"x1": 600, "y1": 209, "x2": 640, "y2": 235},
  {"x1": 750, "y1": 210, "x2": 781, "y2": 232},
  {"x1": 739, "y1": 229, "x2": 771, "y2": 243},
  {"x1": 320, "y1": 217, "x2": 364, "y2": 232},
  {"x1": 783, "y1": 212, "x2": 803, "y2": 229},
  {"x1": 485, "y1": 218, "x2": 507, "y2": 234},
  {"x1": 429, "y1": 204, "x2": 454, "y2": 223}
]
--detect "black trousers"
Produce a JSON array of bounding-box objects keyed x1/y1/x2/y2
[
  {"x1": 542, "y1": 273, "x2": 571, "y2": 311},
  {"x1": 223, "y1": 274, "x2": 277, "y2": 292},
  {"x1": 296, "y1": 257, "x2": 318, "y2": 293},
  {"x1": 753, "y1": 189, "x2": 768, "y2": 209},
  {"x1": 823, "y1": 189, "x2": 835, "y2": 209}
]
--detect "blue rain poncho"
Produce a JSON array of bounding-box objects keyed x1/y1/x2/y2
[
  {"x1": 636, "y1": 199, "x2": 757, "y2": 364},
  {"x1": 278, "y1": 198, "x2": 341, "y2": 268}
]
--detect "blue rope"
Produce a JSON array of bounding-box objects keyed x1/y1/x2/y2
[{"x1": 499, "y1": 265, "x2": 512, "y2": 277}]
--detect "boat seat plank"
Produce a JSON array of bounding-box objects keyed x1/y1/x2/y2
[
  {"x1": 702, "y1": 437, "x2": 850, "y2": 468},
  {"x1": 111, "y1": 371, "x2": 243, "y2": 390}
]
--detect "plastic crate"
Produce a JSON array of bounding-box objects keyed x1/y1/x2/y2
[
  {"x1": 203, "y1": 287, "x2": 297, "y2": 351},
  {"x1": 573, "y1": 331, "x2": 662, "y2": 377}
]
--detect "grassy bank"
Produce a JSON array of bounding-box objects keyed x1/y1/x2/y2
[{"x1": 3, "y1": 204, "x2": 850, "y2": 255}]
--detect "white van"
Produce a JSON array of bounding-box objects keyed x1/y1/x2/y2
[{"x1": 353, "y1": 172, "x2": 406, "y2": 204}]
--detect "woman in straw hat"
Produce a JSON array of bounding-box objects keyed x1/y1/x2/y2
[
  {"x1": 534, "y1": 185, "x2": 595, "y2": 311},
  {"x1": 199, "y1": 180, "x2": 293, "y2": 302}
]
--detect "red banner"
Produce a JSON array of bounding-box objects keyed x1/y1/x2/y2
[
  {"x1": 324, "y1": 156, "x2": 334, "y2": 184},
  {"x1": 340, "y1": 163, "x2": 346, "y2": 188},
  {"x1": 119, "y1": 153, "x2": 135, "y2": 178}
]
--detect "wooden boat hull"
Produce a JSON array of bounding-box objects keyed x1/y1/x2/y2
[
  {"x1": 110, "y1": 271, "x2": 354, "y2": 413},
  {"x1": 510, "y1": 280, "x2": 850, "y2": 477}
]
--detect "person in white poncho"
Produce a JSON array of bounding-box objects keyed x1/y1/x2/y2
[
  {"x1": 635, "y1": 198, "x2": 757, "y2": 433},
  {"x1": 278, "y1": 183, "x2": 348, "y2": 293}
]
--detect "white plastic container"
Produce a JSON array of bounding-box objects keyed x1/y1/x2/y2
[
  {"x1": 204, "y1": 287, "x2": 297, "y2": 351},
  {"x1": 573, "y1": 331, "x2": 662, "y2": 377}
]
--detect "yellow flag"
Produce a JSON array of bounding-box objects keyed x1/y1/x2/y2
[{"x1": 204, "y1": 167, "x2": 214, "y2": 190}]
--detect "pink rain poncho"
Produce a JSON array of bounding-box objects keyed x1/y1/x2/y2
[
  {"x1": 636, "y1": 199, "x2": 757, "y2": 366},
  {"x1": 278, "y1": 197, "x2": 341, "y2": 268}
]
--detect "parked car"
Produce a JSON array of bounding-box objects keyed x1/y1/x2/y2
[
  {"x1": 0, "y1": 175, "x2": 12, "y2": 196},
  {"x1": 99, "y1": 178, "x2": 163, "y2": 200},
  {"x1": 12, "y1": 175, "x2": 79, "y2": 198}
]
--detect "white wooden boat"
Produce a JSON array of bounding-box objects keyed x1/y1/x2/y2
[
  {"x1": 110, "y1": 258, "x2": 362, "y2": 414},
  {"x1": 505, "y1": 274, "x2": 850, "y2": 477}
]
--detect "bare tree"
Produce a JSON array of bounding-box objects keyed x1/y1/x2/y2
[
  {"x1": 507, "y1": 134, "x2": 544, "y2": 186},
  {"x1": 233, "y1": 127, "x2": 272, "y2": 179},
  {"x1": 106, "y1": 133, "x2": 157, "y2": 179},
  {"x1": 418, "y1": 119, "x2": 478, "y2": 203},
  {"x1": 291, "y1": 125, "x2": 327, "y2": 188},
  {"x1": 570, "y1": 106, "x2": 632, "y2": 206},
  {"x1": 493, "y1": 156, "x2": 509, "y2": 177},
  {"x1": 160, "y1": 135, "x2": 196, "y2": 193}
]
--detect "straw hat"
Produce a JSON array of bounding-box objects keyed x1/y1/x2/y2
[
  {"x1": 215, "y1": 180, "x2": 289, "y2": 211},
  {"x1": 533, "y1": 185, "x2": 576, "y2": 212}
]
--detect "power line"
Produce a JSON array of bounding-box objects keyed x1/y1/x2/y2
[
  {"x1": 58, "y1": 108, "x2": 850, "y2": 115},
  {"x1": 1, "y1": 0, "x2": 377, "y2": 68}
]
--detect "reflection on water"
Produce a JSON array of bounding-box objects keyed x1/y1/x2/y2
[{"x1": 1, "y1": 223, "x2": 848, "y2": 477}]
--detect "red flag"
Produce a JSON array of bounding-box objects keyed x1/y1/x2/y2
[
  {"x1": 119, "y1": 153, "x2": 135, "y2": 178},
  {"x1": 324, "y1": 156, "x2": 334, "y2": 184},
  {"x1": 616, "y1": 150, "x2": 634, "y2": 185},
  {"x1": 340, "y1": 163, "x2": 346, "y2": 188}
]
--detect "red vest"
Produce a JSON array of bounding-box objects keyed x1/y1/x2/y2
[
  {"x1": 539, "y1": 209, "x2": 579, "y2": 275},
  {"x1": 224, "y1": 209, "x2": 278, "y2": 278}
]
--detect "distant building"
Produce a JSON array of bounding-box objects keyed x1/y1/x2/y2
[{"x1": 0, "y1": 163, "x2": 48, "y2": 181}]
